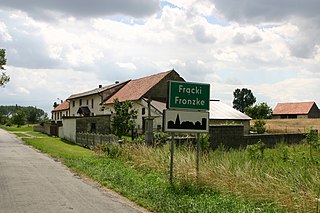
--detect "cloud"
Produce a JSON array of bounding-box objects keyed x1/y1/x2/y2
[
  {"x1": 253, "y1": 78, "x2": 320, "y2": 107},
  {"x1": 210, "y1": 0, "x2": 320, "y2": 24},
  {"x1": 192, "y1": 24, "x2": 216, "y2": 43},
  {"x1": 0, "y1": 66, "x2": 113, "y2": 113},
  {"x1": 210, "y1": 0, "x2": 320, "y2": 59},
  {"x1": 0, "y1": 22, "x2": 12, "y2": 41},
  {"x1": 233, "y1": 32, "x2": 262, "y2": 45},
  {"x1": 116, "y1": 62, "x2": 137, "y2": 70},
  {"x1": 0, "y1": 0, "x2": 160, "y2": 21}
]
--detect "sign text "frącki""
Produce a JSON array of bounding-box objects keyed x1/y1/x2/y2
[{"x1": 167, "y1": 81, "x2": 210, "y2": 111}]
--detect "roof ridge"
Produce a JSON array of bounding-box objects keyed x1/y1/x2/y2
[{"x1": 131, "y1": 69, "x2": 172, "y2": 82}]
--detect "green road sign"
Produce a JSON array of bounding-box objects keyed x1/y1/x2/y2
[{"x1": 168, "y1": 81, "x2": 210, "y2": 111}]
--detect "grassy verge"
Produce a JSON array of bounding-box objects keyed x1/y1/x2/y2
[
  {"x1": 1, "y1": 125, "x2": 285, "y2": 212},
  {"x1": 1, "y1": 125, "x2": 49, "y2": 138},
  {"x1": 122, "y1": 142, "x2": 320, "y2": 212}
]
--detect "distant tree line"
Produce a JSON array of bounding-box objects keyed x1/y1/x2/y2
[{"x1": 0, "y1": 105, "x2": 49, "y2": 127}]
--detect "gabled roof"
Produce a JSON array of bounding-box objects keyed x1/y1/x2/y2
[
  {"x1": 52, "y1": 100, "x2": 69, "y2": 112},
  {"x1": 209, "y1": 100, "x2": 251, "y2": 120},
  {"x1": 273, "y1": 101, "x2": 317, "y2": 115},
  {"x1": 67, "y1": 81, "x2": 128, "y2": 100},
  {"x1": 103, "y1": 70, "x2": 173, "y2": 104}
]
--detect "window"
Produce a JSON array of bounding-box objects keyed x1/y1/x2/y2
[
  {"x1": 86, "y1": 99, "x2": 89, "y2": 105},
  {"x1": 91, "y1": 99, "x2": 94, "y2": 109},
  {"x1": 72, "y1": 101, "x2": 75, "y2": 107},
  {"x1": 142, "y1": 108, "x2": 146, "y2": 115},
  {"x1": 79, "y1": 99, "x2": 82, "y2": 106}
]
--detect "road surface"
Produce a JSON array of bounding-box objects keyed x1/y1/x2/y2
[{"x1": 0, "y1": 128, "x2": 147, "y2": 213}]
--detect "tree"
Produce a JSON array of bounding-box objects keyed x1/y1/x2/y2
[
  {"x1": 0, "y1": 105, "x2": 47, "y2": 125},
  {"x1": 11, "y1": 110, "x2": 26, "y2": 127},
  {"x1": 233, "y1": 88, "x2": 256, "y2": 112},
  {"x1": 245, "y1": 102, "x2": 272, "y2": 119},
  {"x1": 111, "y1": 98, "x2": 138, "y2": 138},
  {"x1": 0, "y1": 49, "x2": 10, "y2": 87},
  {"x1": 25, "y1": 107, "x2": 40, "y2": 124}
]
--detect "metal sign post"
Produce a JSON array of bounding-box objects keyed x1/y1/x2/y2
[
  {"x1": 164, "y1": 81, "x2": 210, "y2": 184},
  {"x1": 196, "y1": 133, "x2": 200, "y2": 178},
  {"x1": 170, "y1": 133, "x2": 174, "y2": 184}
]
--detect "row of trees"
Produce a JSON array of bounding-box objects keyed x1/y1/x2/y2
[{"x1": 0, "y1": 105, "x2": 49, "y2": 126}]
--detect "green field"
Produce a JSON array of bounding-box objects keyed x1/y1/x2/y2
[{"x1": 3, "y1": 125, "x2": 320, "y2": 212}]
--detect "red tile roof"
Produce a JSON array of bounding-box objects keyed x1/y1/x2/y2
[
  {"x1": 103, "y1": 70, "x2": 172, "y2": 104},
  {"x1": 273, "y1": 102, "x2": 316, "y2": 115},
  {"x1": 52, "y1": 100, "x2": 70, "y2": 112}
]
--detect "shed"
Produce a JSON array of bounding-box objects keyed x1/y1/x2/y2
[
  {"x1": 209, "y1": 100, "x2": 252, "y2": 134},
  {"x1": 272, "y1": 102, "x2": 320, "y2": 119}
]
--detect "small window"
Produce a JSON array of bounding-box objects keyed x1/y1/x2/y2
[
  {"x1": 142, "y1": 108, "x2": 145, "y2": 115},
  {"x1": 86, "y1": 99, "x2": 89, "y2": 105},
  {"x1": 79, "y1": 99, "x2": 82, "y2": 106},
  {"x1": 91, "y1": 99, "x2": 94, "y2": 109},
  {"x1": 72, "y1": 101, "x2": 75, "y2": 107}
]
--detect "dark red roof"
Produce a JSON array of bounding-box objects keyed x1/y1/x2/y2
[
  {"x1": 103, "y1": 70, "x2": 172, "y2": 104},
  {"x1": 52, "y1": 100, "x2": 70, "y2": 112},
  {"x1": 273, "y1": 102, "x2": 316, "y2": 115}
]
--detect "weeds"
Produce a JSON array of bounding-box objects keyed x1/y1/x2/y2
[{"x1": 246, "y1": 140, "x2": 265, "y2": 160}]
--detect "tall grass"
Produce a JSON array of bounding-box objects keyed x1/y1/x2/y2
[{"x1": 116, "y1": 141, "x2": 320, "y2": 212}]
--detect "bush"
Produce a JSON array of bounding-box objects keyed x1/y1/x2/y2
[
  {"x1": 153, "y1": 131, "x2": 169, "y2": 145},
  {"x1": 253, "y1": 120, "x2": 266, "y2": 134},
  {"x1": 246, "y1": 140, "x2": 265, "y2": 160}
]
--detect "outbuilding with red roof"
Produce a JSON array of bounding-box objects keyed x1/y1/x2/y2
[{"x1": 272, "y1": 101, "x2": 320, "y2": 119}]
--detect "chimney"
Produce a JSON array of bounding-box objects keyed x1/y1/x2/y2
[{"x1": 99, "y1": 85, "x2": 102, "y2": 88}]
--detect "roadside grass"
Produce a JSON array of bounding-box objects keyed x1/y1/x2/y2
[
  {"x1": 23, "y1": 137, "x2": 93, "y2": 159},
  {"x1": 1, "y1": 125, "x2": 50, "y2": 138},
  {"x1": 1, "y1": 125, "x2": 34, "y2": 132},
  {"x1": 1, "y1": 126, "x2": 285, "y2": 212},
  {"x1": 113, "y1": 141, "x2": 320, "y2": 212}
]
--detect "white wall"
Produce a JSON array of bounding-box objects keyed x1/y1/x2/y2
[
  {"x1": 61, "y1": 118, "x2": 76, "y2": 143},
  {"x1": 69, "y1": 94, "x2": 103, "y2": 116},
  {"x1": 103, "y1": 99, "x2": 164, "y2": 132}
]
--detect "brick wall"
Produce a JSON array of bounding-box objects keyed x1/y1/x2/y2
[
  {"x1": 76, "y1": 115, "x2": 111, "y2": 134},
  {"x1": 209, "y1": 125, "x2": 244, "y2": 149},
  {"x1": 209, "y1": 125, "x2": 305, "y2": 149}
]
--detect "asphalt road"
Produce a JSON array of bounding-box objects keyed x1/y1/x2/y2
[{"x1": 0, "y1": 128, "x2": 147, "y2": 213}]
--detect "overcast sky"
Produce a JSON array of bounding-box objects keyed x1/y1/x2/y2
[{"x1": 0, "y1": 0, "x2": 319, "y2": 114}]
